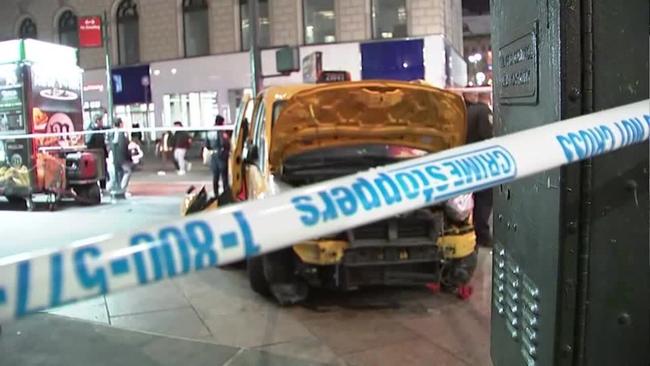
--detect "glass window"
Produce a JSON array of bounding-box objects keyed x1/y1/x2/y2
[
  {"x1": 303, "y1": 0, "x2": 336, "y2": 44},
  {"x1": 372, "y1": 0, "x2": 407, "y2": 39},
  {"x1": 116, "y1": 0, "x2": 139, "y2": 65},
  {"x1": 240, "y1": 0, "x2": 270, "y2": 51},
  {"x1": 18, "y1": 18, "x2": 37, "y2": 39},
  {"x1": 271, "y1": 100, "x2": 286, "y2": 128},
  {"x1": 163, "y1": 91, "x2": 219, "y2": 128},
  {"x1": 251, "y1": 101, "x2": 266, "y2": 168},
  {"x1": 183, "y1": 0, "x2": 210, "y2": 57},
  {"x1": 58, "y1": 10, "x2": 79, "y2": 48}
]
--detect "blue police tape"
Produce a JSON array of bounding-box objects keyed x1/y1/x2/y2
[
  {"x1": 0, "y1": 100, "x2": 647, "y2": 321},
  {"x1": 556, "y1": 115, "x2": 650, "y2": 162},
  {"x1": 291, "y1": 146, "x2": 516, "y2": 227}
]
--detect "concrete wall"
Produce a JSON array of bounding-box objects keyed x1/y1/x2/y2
[{"x1": 0, "y1": 0, "x2": 461, "y2": 68}]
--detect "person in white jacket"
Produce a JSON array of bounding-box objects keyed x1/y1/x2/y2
[{"x1": 129, "y1": 140, "x2": 144, "y2": 166}]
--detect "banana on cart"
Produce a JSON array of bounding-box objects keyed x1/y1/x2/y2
[{"x1": 0, "y1": 166, "x2": 30, "y2": 187}]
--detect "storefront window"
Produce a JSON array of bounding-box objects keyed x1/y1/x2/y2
[
  {"x1": 58, "y1": 10, "x2": 79, "y2": 48},
  {"x1": 466, "y1": 47, "x2": 492, "y2": 86},
  {"x1": 163, "y1": 91, "x2": 219, "y2": 128},
  {"x1": 115, "y1": 103, "x2": 155, "y2": 139},
  {"x1": 116, "y1": 0, "x2": 140, "y2": 65},
  {"x1": 240, "y1": 0, "x2": 270, "y2": 51},
  {"x1": 183, "y1": 0, "x2": 210, "y2": 57},
  {"x1": 82, "y1": 100, "x2": 103, "y2": 129},
  {"x1": 303, "y1": 0, "x2": 336, "y2": 44},
  {"x1": 372, "y1": 0, "x2": 407, "y2": 40}
]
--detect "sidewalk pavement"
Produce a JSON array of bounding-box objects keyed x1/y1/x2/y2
[{"x1": 1, "y1": 313, "x2": 332, "y2": 366}]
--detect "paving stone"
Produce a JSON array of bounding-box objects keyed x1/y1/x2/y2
[{"x1": 111, "y1": 307, "x2": 211, "y2": 339}]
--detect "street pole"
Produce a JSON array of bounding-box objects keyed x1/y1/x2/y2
[
  {"x1": 103, "y1": 11, "x2": 114, "y2": 128},
  {"x1": 102, "y1": 11, "x2": 120, "y2": 197},
  {"x1": 248, "y1": 0, "x2": 263, "y2": 96}
]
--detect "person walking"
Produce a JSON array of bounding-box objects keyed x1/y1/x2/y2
[
  {"x1": 111, "y1": 118, "x2": 134, "y2": 198},
  {"x1": 131, "y1": 122, "x2": 143, "y2": 143},
  {"x1": 205, "y1": 115, "x2": 231, "y2": 196},
  {"x1": 464, "y1": 91, "x2": 494, "y2": 247},
  {"x1": 173, "y1": 121, "x2": 192, "y2": 175},
  {"x1": 87, "y1": 113, "x2": 108, "y2": 190},
  {"x1": 157, "y1": 130, "x2": 176, "y2": 175}
]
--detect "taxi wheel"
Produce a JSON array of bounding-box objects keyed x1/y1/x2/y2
[{"x1": 248, "y1": 255, "x2": 271, "y2": 297}]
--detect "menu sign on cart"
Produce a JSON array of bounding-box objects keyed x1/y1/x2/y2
[
  {"x1": 0, "y1": 64, "x2": 23, "y2": 131},
  {"x1": 29, "y1": 63, "x2": 84, "y2": 148},
  {"x1": 0, "y1": 64, "x2": 31, "y2": 194}
]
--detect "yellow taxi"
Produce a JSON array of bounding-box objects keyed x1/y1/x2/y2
[{"x1": 187, "y1": 79, "x2": 478, "y2": 304}]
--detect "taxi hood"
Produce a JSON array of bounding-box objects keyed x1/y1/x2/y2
[{"x1": 270, "y1": 81, "x2": 467, "y2": 169}]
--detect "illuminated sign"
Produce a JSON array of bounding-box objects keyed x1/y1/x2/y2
[
  {"x1": 79, "y1": 16, "x2": 103, "y2": 48},
  {"x1": 317, "y1": 71, "x2": 351, "y2": 83},
  {"x1": 83, "y1": 84, "x2": 104, "y2": 93}
]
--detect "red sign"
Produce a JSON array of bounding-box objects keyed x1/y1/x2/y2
[{"x1": 78, "y1": 16, "x2": 102, "y2": 48}]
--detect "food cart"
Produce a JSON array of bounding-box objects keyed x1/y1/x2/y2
[{"x1": 0, "y1": 39, "x2": 104, "y2": 210}]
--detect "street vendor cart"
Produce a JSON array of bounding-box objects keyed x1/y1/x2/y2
[{"x1": 0, "y1": 39, "x2": 105, "y2": 210}]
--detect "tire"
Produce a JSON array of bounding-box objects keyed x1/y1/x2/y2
[
  {"x1": 247, "y1": 255, "x2": 271, "y2": 297},
  {"x1": 74, "y1": 183, "x2": 101, "y2": 205},
  {"x1": 6, "y1": 196, "x2": 27, "y2": 210},
  {"x1": 86, "y1": 183, "x2": 101, "y2": 205},
  {"x1": 218, "y1": 188, "x2": 246, "y2": 268},
  {"x1": 262, "y1": 249, "x2": 309, "y2": 305},
  {"x1": 217, "y1": 187, "x2": 234, "y2": 206}
]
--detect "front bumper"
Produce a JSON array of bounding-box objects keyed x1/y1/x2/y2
[{"x1": 291, "y1": 209, "x2": 476, "y2": 289}]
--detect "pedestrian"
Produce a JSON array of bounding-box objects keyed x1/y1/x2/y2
[
  {"x1": 157, "y1": 130, "x2": 177, "y2": 175},
  {"x1": 464, "y1": 91, "x2": 494, "y2": 247},
  {"x1": 112, "y1": 118, "x2": 133, "y2": 197},
  {"x1": 86, "y1": 113, "x2": 108, "y2": 190},
  {"x1": 131, "y1": 122, "x2": 143, "y2": 144},
  {"x1": 205, "y1": 115, "x2": 231, "y2": 196},
  {"x1": 172, "y1": 121, "x2": 192, "y2": 175},
  {"x1": 129, "y1": 139, "x2": 144, "y2": 168}
]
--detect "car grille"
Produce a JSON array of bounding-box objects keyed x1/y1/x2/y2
[{"x1": 347, "y1": 209, "x2": 443, "y2": 244}]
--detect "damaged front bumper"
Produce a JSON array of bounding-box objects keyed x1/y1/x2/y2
[{"x1": 291, "y1": 209, "x2": 476, "y2": 290}]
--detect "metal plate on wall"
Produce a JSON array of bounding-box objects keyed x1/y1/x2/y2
[{"x1": 497, "y1": 21, "x2": 539, "y2": 105}]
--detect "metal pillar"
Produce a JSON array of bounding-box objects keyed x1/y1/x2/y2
[
  {"x1": 247, "y1": 0, "x2": 263, "y2": 96},
  {"x1": 490, "y1": 1, "x2": 649, "y2": 365},
  {"x1": 102, "y1": 11, "x2": 120, "y2": 197}
]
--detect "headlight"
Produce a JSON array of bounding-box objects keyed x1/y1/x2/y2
[{"x1": 444, "y1": 193, "x2": 474, "y2": 222}]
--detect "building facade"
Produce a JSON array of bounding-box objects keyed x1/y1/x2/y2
[
  {"x1": 461, "y1": 2, "x2": 491, "y2": 87},
  {"x1": 0, "y1": 0, "x2": 466, "y2": 131},
  {"x1": 0, "y1": 0, "x2": 464, "y2": 70}
]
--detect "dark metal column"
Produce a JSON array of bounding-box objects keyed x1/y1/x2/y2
[
  {"x1": 490, "y1": 0, "x2": 649, "y2": 365},
  {"x1": 248, "y1": 0, "x2": 263, "y2": 96}
]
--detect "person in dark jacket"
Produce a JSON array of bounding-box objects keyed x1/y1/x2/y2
[
  {"x1": 131, "y1": 122, "x2": 143, "y2": 144},
  {"x1": 173, "y1": 121, "x2": 192, "y2": 175},
  {"x1": 112, "y1": 118, "x2": 133, "y2": 198},
  {"x1": 205, "y1": 115, "x2": 231, "y2": 196},
  {"x1": 464, "y1": 92, "x2": 494, "y2": 247},
  {"x1": 86, "y1": 113, "x2": 108, "y2": 189}
]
